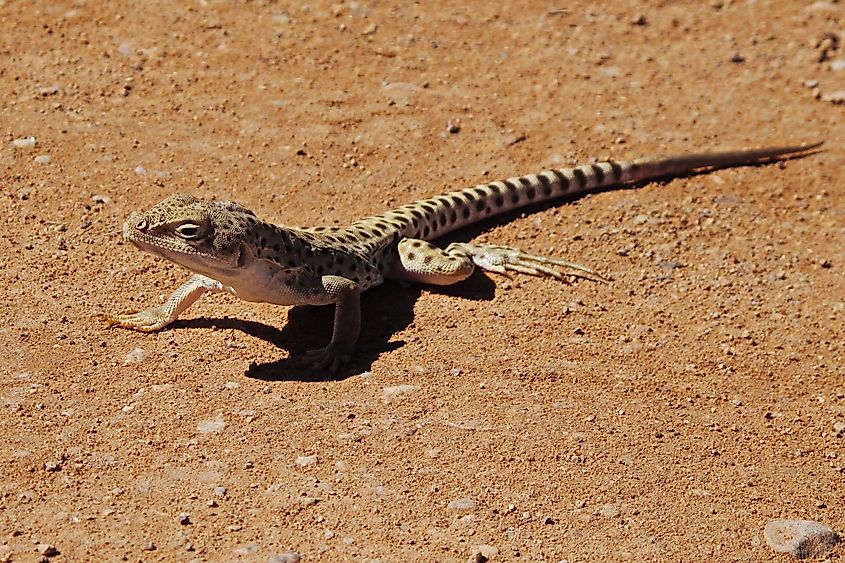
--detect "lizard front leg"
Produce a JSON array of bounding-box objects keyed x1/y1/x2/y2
[
  {"x1": 105, "y1": 274, "x2": 228, "y2": 331},
  {"x1": 301, "y1": 275, "x2": 361, "y2": 372}
]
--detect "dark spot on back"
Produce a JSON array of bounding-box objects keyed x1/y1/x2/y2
[
  {"x1": 462, "y1": 208, "x2": 470, "y2": 219},
  {"x1": 411, "y1": 240, "x2": 422, "y2": 248},
  {"x1": 494, "y1": 195, "x2": 504, "y2": 207}
]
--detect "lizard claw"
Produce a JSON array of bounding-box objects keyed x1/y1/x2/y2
[{"x1": 301, "y1": 343, "x2": 351, "y2": 373}]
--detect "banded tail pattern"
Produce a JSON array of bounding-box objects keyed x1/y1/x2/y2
[{"x1": 367, "y1": 141, "x2": 822, "y2": 243}]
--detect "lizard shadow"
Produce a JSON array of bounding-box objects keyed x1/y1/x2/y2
[{"x1": 176, "y1": 273, "x2": 497, "y2": 382}]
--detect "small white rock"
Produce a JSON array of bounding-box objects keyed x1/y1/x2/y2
[
  {"x1": 134, "y1": 165, "x2": 147, "y2": 175},
  {"x1": 123, "y1": 347, "x2": 146, "y2": 365},
  {"x1": 12, "y1": 136, "x2": 36, "y2": 148},
  {"x1": 448, "y1": 498, "x2": 477, "y2": 511},
  {"x1": 470, "y1": 544, "x2": 499, "y2": 561},
  {"x1": 295, "y1": 455, "x2": 318, "y2": 467},
  {"x1": 269, "y1": 552, "x2": 301, "y2": 563},
  {"x1": 382, "y1": 384, "x2": 420, "y2": 401},
  {"x1": 34, "y1": 155, "x2": 51, "y2": 164},
  {"x1": 197, "y1": 416, "x2": 226, "y2": 434},
  {"x1": 764, "y1": 519, "x2": 841, "y2": 559}
]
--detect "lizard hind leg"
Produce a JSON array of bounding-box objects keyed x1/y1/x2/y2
[
  {"x1": 387, "y1": 238, "x2": 476, "y2": 286},
  {"x1": 388, "y1": 238, "x2": 606, "y2": 285},
  {"x1": 452, "y1": 242, "x2": 607, "y2": 282}
]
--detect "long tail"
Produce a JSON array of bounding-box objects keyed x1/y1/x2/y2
[{"x1": 366, "y1": 141, "x2": 823, "y2": 241}]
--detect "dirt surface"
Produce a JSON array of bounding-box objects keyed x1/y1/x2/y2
[{"x1": 1, "y1": 1, "x2": 843, "y2": 561}]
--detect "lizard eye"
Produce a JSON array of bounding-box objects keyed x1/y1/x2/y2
[
  {"x1": 135, "y1": 219, "x2": 148, "y2": 231},
  {"x1": 175, "y1": 222, "x2": 203, "y2": 239}
]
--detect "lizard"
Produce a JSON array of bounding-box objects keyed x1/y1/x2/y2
[{"x1": 106, "y1": 141, "x2": 822, "y2": 371}]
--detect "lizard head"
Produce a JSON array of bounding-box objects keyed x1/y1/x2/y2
[{"x1": 123, "y1": 194, "x2": 258, "y2": 275}]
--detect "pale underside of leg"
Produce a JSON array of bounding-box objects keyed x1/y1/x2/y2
[
  {"x1": 389, "y1": 237, "x2": 605, "y2": 285},
  {"x1": 105, "y1": 274, "x2": 228, "y2": 331}
]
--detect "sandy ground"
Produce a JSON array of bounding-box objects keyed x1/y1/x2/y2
[{"x1": 1, "y1": 1, "x2": 843, "y2": 561}]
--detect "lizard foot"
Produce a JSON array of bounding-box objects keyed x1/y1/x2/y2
[
  {"x1": 456, "y1": 243, "x2": 608, "y2": 282},
  {"x1": 301, "y1": 343, "x2": 352, "y2": 373},
  {"x1": 102, "y1": 310, "x2": 170, "y2": 332}
]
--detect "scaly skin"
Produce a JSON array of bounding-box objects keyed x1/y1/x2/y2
[{"x1": 106, "y1": 141, "x2": 822, "y2": 371}]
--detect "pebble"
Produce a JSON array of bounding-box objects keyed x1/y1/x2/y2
[
  {"x1": 178, "y1": 512, "x2": 191, "y2": 525},
  {"x1": 91, "y1": 194, "x2": 112, "y2": 204},
  {"x1": 213, "y1": 486, "x2": 227, "y2": 496},
  {"x1": 12, "y1": 136, "x2": 36, "y2": 148},
  {"x1": 44, "y1": 460, "x2": 62, "y2": 472},
  {"x1": 134, "y1": 165, "x2": 147, "y2": 175},
  {"x1": 834, "y1": 421, "x2": 845, "y2": 437},
  {"x1": 448, "y1": 498, "x2": 477, "y2": 511},
  {"x1": 37, "y1": 544, "x2": 59, "y2": 557},
  {"x1": 764, "y1": 519, "x2": 841, "y2": 559},
  {"x1": 469, "y1": 544, "x2": 499, "y2": 562},
  {"x1": 197, "y1": 416, "x2": 226, "y2": 434},
  {"x1": 123, "y1": 347, "x2": 146, "y2": 365},
  {"x1": 38, "y1": 84, "x2": 60, "y2": 96},
  {"x1": 295, "y1": 455, "x2": 318, "y2": 467},
  {"x1": 234, "y1": 543, "x2": 259, "y2": 555},
  {"x1": 831, "y1": 59, "x2": 845, "y2": 72},
  {"x1": 821, "y1": 90, "x2": 845, "y2": 104},
  {"x1": 269, "y1": 552, "x2": 301, "y2": 563},
  {"x1": 599, "y1": 503, "x2": 621, "y2": 518},
  {"x1": 382, "y1": 384, "x2": 420, "y2": 401},
  {"x1": 34, "y1": 155, "x2": 51, "y2": 164}
]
